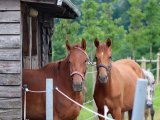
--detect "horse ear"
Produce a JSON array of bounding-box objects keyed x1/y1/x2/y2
[
  {"x1": 106, "y1": 38, "x2": 111, "y2": 47},
  {"x1": 94, "y1": 38, "x2": 99, "y2": 48},
  {"x1": 66, "y1": 40, "x2": 70, "y2": 50},
  {"x1": 81, "y1": 38, "x2": 86, "y2": 50}
]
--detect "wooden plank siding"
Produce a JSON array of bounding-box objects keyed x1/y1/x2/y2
[
  {"x1": 0, "y1": 74, "x2": 21, "y2": 85},
  {"x1": 0, "y1": 86, "x2": 21, "y2": 98},
  {"x1": 0, "y1": 0, "x2": 20, "y2": 11},
  {"x1": 0, "y1": 61, "x2": 21, "y2": 74},
  {"x1": 0, "y1": 36, "x2": 21, "y2": 48},
  {"x1": 0, "y1": 49, "x2": 21, "y2": 61},
  {"x1": 0, "y1": 98, "x2": 21, "y2": 109},
  {"x1": 0, "y1": 109, "x2": 21, "y2": 120},
  {"x1": 0, "y1": 24, "x2": 20, "y2": 35},
  {"x1": 0, "y1": 0, "x2": 22, "y2": 119},
  {"x1": 0, "y1": 11, "x2": 20, "y2": 23}
]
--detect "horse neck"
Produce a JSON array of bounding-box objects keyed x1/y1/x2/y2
[{"x1": 58, "y1": 57, "x2": 74, "y2": 90}]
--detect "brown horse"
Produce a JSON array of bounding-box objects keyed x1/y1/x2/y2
[
  {"x1": 22, "y1": 39, "x2": 88, "y2": 120},
  {"x1": 93, "y1": 38, "x2": 144, "y2": 120}
]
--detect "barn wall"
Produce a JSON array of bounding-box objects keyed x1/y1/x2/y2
[{"x1": 0, "y1": 0, "x2": 22, "y2": 119}]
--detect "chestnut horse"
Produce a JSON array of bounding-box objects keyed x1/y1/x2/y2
[
  {"x1": 23, "y1": 39, "x2": 88, "y2": 120},
  {"x1": 93, "y1": 38, "x2": 144, "y2": 120}
]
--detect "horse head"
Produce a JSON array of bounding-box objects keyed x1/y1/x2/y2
[
  {"x1": 142, "y1": 69, "x2": 155, "y2": 107},
  {"x1": 94, "y1": 38, "x2": 112, "y2": 83},
  {"x1": 66, "y1": 38, "x2": 87, "y2": 92}
]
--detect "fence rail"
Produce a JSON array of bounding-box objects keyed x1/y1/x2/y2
[{"x1": 134, "y1": 53, "x2": 160, "y2": 84}]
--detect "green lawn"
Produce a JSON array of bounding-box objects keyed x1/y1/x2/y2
[{"x1": 78, "y1": 104, "x2": 96, "y2": 120}]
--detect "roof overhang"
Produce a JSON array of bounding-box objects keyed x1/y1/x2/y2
[{"x1": 21, "y1": 0, "x2": 81, "y2": 19}]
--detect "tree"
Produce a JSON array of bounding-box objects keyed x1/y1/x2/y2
[
  {"x1": 79, "y1": 0, "x2": 126, "y2": 60},
  {"x1": 144, "y1": 0, "x2": 160, "y2": 59},
  {"x1": 79, "y1": 0, "x2": 100, "y2": 57},
  {"x1": 52, "y1": 19, "x2": 80, "y2": 61},
  {"x1": 126, "y1": 0, "x2": 146, "y2": 59}
]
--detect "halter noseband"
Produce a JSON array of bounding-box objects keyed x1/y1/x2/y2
[
  {"x1": 70, "y1": 71, "x2": 85, "y2": 80},
  {"x1": 96, "y1": 63, "x2": 112, "y2": 75}
]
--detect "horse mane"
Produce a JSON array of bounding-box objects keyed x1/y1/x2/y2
[
  {"x1": 42, "y1": 44, "x2": 82, "y2": 74},
  {"x1": 42, "y1": 56, "x2": 69, "y2": 72}
]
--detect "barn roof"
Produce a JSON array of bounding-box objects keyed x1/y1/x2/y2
[{"x1": 21, "y1": 0, "x2": 81, "y2": 19}]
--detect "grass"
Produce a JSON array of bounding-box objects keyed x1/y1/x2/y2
[
  {"x1": 77, "y1": 104, "x2": 96, "y2": 120},
  {"x1": 153, "y1": 84, "x2": 160, "y2": 120}
]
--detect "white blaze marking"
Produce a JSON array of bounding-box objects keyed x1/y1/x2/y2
[{"x1": 101, "y1": 52, "x2": 104, "y2": 56}]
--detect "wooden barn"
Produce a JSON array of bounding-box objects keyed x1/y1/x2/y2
[{"x1": 0, "y1": 0, "x2": 80, "y2": 119}]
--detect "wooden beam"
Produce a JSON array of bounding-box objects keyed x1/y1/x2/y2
[
  {"x1": 0, "y1": 24, "x2": 20, "y2": 35},
  {"x1": 0, "y1": 74, "x2": 21, "y2": 85},
  {"x1": 0, "y1": 35, "x2": 20, "y2": 48},
  {"x1": 21, "y1": 0, "x2": 56, "y2": 4},
  {"x1": 0, "y1": 61, "x2": 21, "y2": 73},
  {"x1": 0, "y1": 11, "x2": 20, "y2": 23},
  {"x1": 0, "y1": 86, "x2": 21, "y2": 98},
  {"x1": 0, "y1": 49, "x2": 21, "y2": 61}
]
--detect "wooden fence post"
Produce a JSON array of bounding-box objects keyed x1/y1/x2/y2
[
  {"x1": 156, "y1": 53, "x2": 160, "y2": 84},
  {"x1": 141, "y1": 56, "x2": 146, "y2": 69},
  {"x1": 132, "y1": 79, "x2": 147, "y2": 120},
  {"x1": 46, "y1": 78, "x2": 53, "y2": 120}
]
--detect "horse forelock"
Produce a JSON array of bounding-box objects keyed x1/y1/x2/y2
[{"x1": 96, "y1": 44, "x2": 111, "y2": 53}]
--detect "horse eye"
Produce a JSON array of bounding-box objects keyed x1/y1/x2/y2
[{"x1": 109, "y1": 56, "x2": 112, "y2": 59}]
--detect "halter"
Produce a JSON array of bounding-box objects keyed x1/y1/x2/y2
[
  {"x1": 69, "y1": 47, "x2": 88, "y2": 80},
  {"x1": 96, "y1": 63, "x2": 112, "y2": 77}
]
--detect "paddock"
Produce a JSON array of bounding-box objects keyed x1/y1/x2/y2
[{"x1": 22, "y1": 53, "x2": 160, "y2": 120}]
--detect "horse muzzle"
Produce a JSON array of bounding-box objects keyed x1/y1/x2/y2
[
  {"x1": 72, "y1": 82, "x2": 83, "y2": 92},
  {"x1": 96, "y1": 63, "x2": 112, "y2": 83},
  {"x1": 98, "y1": 75, "x2": 108, "y2": 83}
]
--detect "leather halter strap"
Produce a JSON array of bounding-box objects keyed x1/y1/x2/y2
[
  {"x1": 96, "y1": 63, "x2": 112, "y2": 73},
  {"x1": 73, "y1": 47, "x2": 89, "y2": 59},
  {"x1": 70, "y1": 71, "x2": 85, "y2": 80}
]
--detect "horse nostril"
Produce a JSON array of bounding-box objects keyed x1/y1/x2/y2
[
  {"x1": 98, "y1": 75, "x2": 108, "y2": 83},
  {"x1": 73, "y1": 82, "x2": 83, "y2": 92}
]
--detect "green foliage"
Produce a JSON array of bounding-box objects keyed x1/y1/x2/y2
[
  {"x1": 126, "y1": 0, "x2": 146, "y2": 59},
  {"x1": 52, "y1": 19, "x2": 80, "y2": 61}
]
